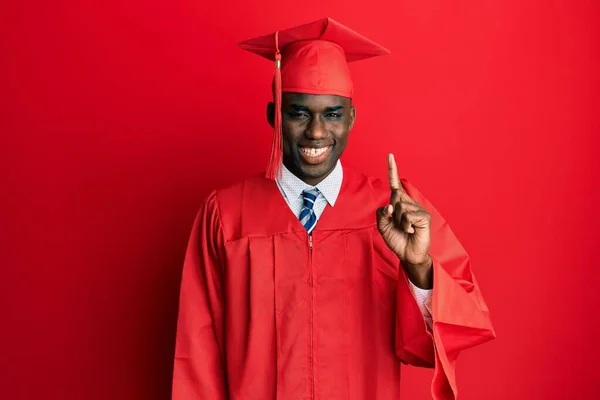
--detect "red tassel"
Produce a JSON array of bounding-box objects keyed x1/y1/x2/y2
[{"x1": 266, "y1": 32, "x2": 283, "y2": 180}]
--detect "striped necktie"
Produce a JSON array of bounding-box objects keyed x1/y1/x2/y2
[{"x1": 299, "y1": 188, "x2": 320, "y2": 235}]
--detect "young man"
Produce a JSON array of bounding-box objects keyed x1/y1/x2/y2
[{"x1": 172, "y1": 18, "x2": 495, "y2": 400}]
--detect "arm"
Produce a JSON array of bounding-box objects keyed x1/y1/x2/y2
[
  {"x1": 172, "y1": 191, "x2": 228, "y2": 400},
  {"x1": 396, "y1": 179, "x2": 496, "y2": 400},
  {"x1": 377, "y1": 154, "x2": 495, "y2": 399}
]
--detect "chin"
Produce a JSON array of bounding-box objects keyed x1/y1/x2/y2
[{"x1": 299, "y1": 161, "x2": 334, "y2": 180}]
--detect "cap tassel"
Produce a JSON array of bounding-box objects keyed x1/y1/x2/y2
[{"x1": 266, "y1": 31, "x2": 283, "y2": 180}]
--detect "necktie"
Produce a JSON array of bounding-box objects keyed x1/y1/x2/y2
[{"x1": 299, "y1": 188, "x2": 320, "y2": 235}]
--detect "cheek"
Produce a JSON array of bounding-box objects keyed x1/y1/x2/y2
[
  {"x1": 332, "y1": 129, "x2": 349, "y2": 146},
  {"x1": 281, "y1": 127, "x2": 300, "y2": 151}
]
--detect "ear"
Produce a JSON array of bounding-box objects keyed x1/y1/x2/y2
[
  {"x1": 266, "y1": 101, "x2": 275, "y2": 128},
  {"x1": 348, "y1": 105, "x2": 357, "y2": 130}
]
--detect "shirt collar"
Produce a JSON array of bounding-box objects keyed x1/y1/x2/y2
[{"x1": 276, "y1": 160, "x2": 343, "y2": 206}]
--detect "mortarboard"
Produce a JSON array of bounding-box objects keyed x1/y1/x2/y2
[{"x1": 238, "y1": 17, "x2": 390, "y2": 179}]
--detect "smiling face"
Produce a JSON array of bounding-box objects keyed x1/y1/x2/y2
[{"x1": 268, "y1": 92, "x2": 356, "y2": 186}]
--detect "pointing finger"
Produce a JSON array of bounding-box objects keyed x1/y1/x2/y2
[
  {"x1": 388, "y1": 153, "x2": 405, "y2": 205},
  {"x1": 388, "y1": 153, "x2": 401, "y2": 191}
]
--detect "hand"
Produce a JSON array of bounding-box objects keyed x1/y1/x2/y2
[{"x1": 377, "y1": 154, "x2": 433, "y2": 287}]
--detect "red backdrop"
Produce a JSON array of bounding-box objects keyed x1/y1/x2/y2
[{"x1": 2, "y1": 0, "x2": 599, "y2": 399}]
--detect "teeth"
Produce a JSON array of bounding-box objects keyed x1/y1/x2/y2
[{"x1": 301, "y1": 147, "x2": 329, "y2": 157}]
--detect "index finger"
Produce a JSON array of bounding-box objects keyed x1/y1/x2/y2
[{"x1": 388, "y1": 153, "x2": 402, "y2": 192}]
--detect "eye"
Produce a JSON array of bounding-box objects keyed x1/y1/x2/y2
[
  {"x1": 325, "y1": 113, "x2": 342, "y2": 119},
  {"x1": 288, "y1": 112, "x2": 309, "y2": 120}
]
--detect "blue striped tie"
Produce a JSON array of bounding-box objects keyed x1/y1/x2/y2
[{"x1": 299, "y1": 188, "x2": 320, "y2": 235}]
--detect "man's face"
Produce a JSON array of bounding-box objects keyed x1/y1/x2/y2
[{"x1": 269, "y1": 92, "x2": 356, "y2": 186}]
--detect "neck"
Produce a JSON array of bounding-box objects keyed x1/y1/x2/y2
[{"x1": 284, "y1": 163, "x2": 337, "y2": 187}]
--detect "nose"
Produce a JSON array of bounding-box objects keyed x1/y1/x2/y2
[{"x1": 306, "y1": 116, "x2": 327, "y2": 139}]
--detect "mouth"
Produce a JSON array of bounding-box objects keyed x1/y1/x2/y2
[{"x1": 299, "y1": 146, "x2": 332, "y2": 165}]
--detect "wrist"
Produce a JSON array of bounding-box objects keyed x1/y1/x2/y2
[{"x1": 402, "y1": 255, "x2": 433, "y2": 289}]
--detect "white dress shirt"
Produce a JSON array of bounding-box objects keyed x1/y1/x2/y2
[{"x1": 275, "y1": 161, "x2": 433, "y2": 330}]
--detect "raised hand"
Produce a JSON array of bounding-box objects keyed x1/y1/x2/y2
[{"x1": 377, "y1": 154, "x2": 433, "y2": 287}]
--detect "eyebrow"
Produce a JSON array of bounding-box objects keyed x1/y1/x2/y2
[{"x1": 289, "y1": 104, "x2": 345, "y2": 112}]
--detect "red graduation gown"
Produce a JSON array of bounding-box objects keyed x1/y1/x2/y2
[{"x1": 172, "y1": 168, "x2": 495, "y2": 400}]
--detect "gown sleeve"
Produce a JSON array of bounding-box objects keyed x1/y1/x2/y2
[
  {"x1": 172, "y1": 191, "x2": 228, "y2": 400},
  {"x1": 394, "y1": 179, "x2": 496, "y2": 400}
]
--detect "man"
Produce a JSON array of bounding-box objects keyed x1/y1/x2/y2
[{"x1": 172, "y1": 18, "x2": 495, "y2": 400}]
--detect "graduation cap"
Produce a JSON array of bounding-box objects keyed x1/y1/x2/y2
[{"x1": 238, "y1": 17, "x2": 390, "y2": 179}]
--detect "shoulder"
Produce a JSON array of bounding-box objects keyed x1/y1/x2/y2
[{"x1": 199, "y1": 173, "x2": 283, "y2": 241}]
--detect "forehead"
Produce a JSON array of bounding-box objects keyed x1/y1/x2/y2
[{"x1": 282, "y1": 92, "x2": 351, "y2": 108}]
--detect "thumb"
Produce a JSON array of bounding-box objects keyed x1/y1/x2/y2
[{"x1": 376, "y1": 204, "x2": 393, "y2": 230}]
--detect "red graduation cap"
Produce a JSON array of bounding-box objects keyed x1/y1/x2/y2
[{"x1": 238, "y1": 17, "x2": 390, "y2": 179}]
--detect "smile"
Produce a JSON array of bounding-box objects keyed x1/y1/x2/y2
[
  {"x1": 300, "y1": 147, "x2": 329, "y2": 157},
  {"x1": 299, "y1": 146, "x2": 332, "y2": 165}
]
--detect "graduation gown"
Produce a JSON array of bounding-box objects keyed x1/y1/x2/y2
[{"x1": 172, "y1": 167, "x2": 495, "y2": 400}]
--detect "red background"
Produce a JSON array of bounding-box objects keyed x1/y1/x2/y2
[{"x1": 2, "y1": 0, "x2": 599, "y2": 399}]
